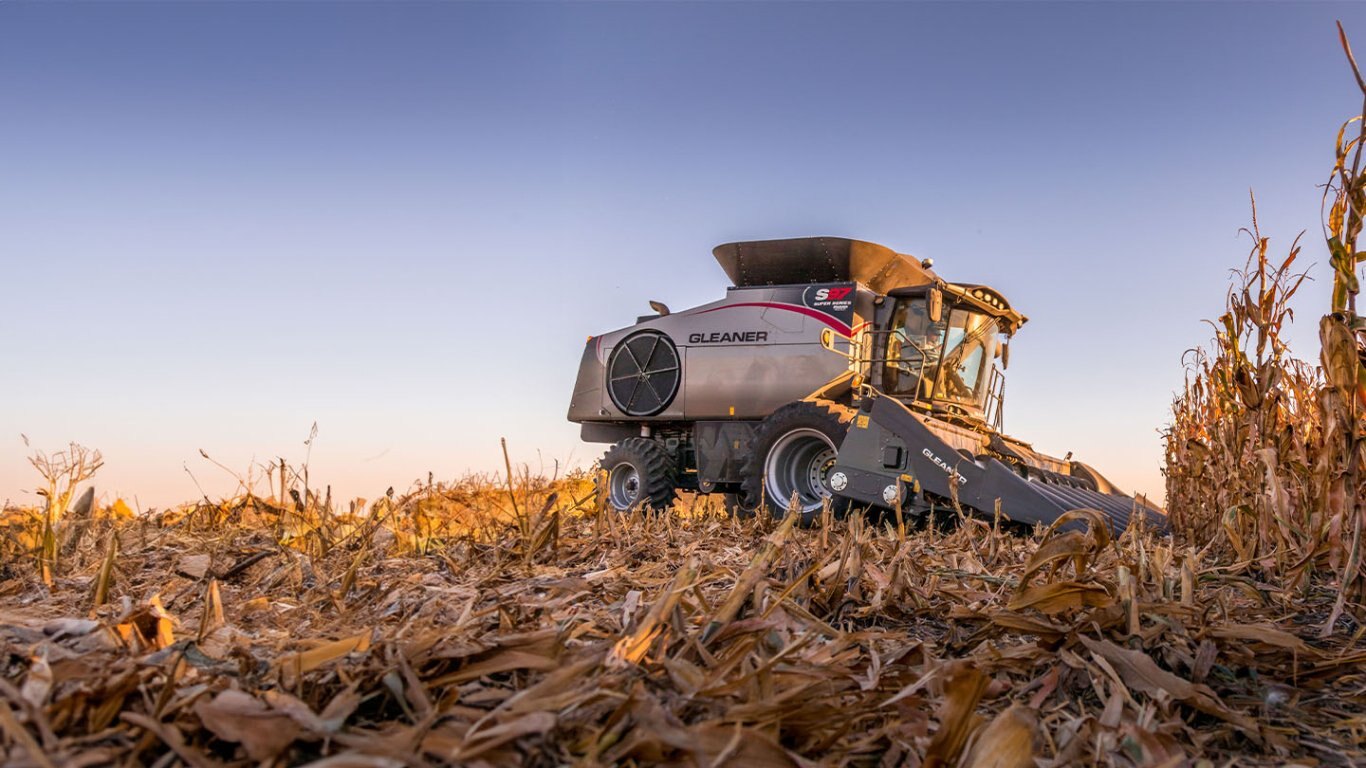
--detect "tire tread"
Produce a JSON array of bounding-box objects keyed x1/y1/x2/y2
[{"x1": 601, "y1": 437, "x2": 678, "y2": 511}]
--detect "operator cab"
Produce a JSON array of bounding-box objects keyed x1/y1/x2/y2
[{"x1": 874, "y1": 284, "x2": 1025, "y2": 425}]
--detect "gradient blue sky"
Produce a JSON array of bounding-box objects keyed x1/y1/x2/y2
[{"x1": 3, "y1": 2, "x2": 1363, "y2": 509}]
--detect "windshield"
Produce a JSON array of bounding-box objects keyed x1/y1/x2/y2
[
  {"x1": 882, "y1": 298, "x2": 1000, "y2": 409},
  {"x1": 933, "y1": 307, "x2": 1000, "y2": 406}
]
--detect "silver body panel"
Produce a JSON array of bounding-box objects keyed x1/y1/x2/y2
[{"x1": 568, "y1": 284, "x2": 875, "y2": 425}]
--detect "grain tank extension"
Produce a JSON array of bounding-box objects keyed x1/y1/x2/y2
[{"x1": 567, "y1": 236, "x2": 1166, "y2": 534}]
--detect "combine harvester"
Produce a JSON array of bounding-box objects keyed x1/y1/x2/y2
[{"x1": 567, "y1": 237, "x2": 1166, "y2": 533}]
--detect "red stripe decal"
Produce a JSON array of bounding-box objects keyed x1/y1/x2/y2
[{"x1": 692, "y1": 302, "x2": 853, "y2": 337}]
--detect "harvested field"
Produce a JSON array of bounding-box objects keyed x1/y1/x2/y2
[
  {"x1": 1, "y1": 479, "x2": 1364, "y2": 766},
  {"x1": 6, "y1": 18, "x2": 1366, "y2": 768}
]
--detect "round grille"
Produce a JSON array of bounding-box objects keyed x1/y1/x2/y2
[{"x1": 607, "y1": 331, "x2": 681, "y2": 417}]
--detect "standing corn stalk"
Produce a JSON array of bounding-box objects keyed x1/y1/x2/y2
[
  {"x1": 1319, "y1": 24, "x2": 1366, "y2": 627},
  {"x1": 1166, "y1": 25, "x2": 1366, "y2": 630},
  {"x1": 1163, "y1": 218, "x2": 1318, "y2": 583}
]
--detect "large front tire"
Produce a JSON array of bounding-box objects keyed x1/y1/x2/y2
[
  {"x1": 600, "y1": 438, "x2": 677, "y2": 512},
  {"x1": 740, "y1": 400, "x2": 854, "y2": 523}
]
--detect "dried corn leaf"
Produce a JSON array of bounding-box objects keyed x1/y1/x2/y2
[
  {"x1": 177, "y1": 553, "x2": 211, "y2": 580},
  {"x1": 608, "y1": 557, "x2": 696, "y2": 667},
  {"x1": 963, "y1": 704, "x2": 1037, "y2": 768},
  {"x1": 194, "y1": 689, "x2": 302, "y2": 760},
  {"x1": 279, "y1": 632, "x2": 371, "y2": 684},
  {"x1": 19, "y1": 650, "x2": 53, "y2": 708},
  {"x1": 925, "y1": 662, "x2": 989, "y2": 767},
  {"x1": 1008, "y1": 581, "x2": 1113, "y2": 614},
  {"x1": 1205, "y1": 623, "x2": 1312, "y2": 653},
  {"x1": 1078, "y1": 636, "x2": 1259, "y2": 735},
  {"x1": 453, "y1": 711, "x2": 556, "y2": 761}
]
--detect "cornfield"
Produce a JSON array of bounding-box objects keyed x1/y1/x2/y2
[
  {"x1": 1165, "y1": 24, "x2": 1366, "y2": 635},
  {"x1": 3, "y1": 27, "x2": 1366, "y2": 768}
]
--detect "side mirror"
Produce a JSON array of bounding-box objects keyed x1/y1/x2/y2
[{"x1": 928, "y1": 288, "x2": 943, "y2": 323}]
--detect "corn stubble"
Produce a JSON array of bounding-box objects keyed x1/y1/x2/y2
[
  {"x1": 2, "y1": 477, "x2": 1363, "y2": 768},
  {"x1": 5, "y1": 31, "x2": 1366, "y2": 768}
]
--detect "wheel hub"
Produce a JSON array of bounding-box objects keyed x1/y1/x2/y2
[
  {"x1": 764, "y1": 428, "x2": 838, "y2": 514},
  {"x1": 608, "y1": 464, "x2": 642, "y2": 510}
]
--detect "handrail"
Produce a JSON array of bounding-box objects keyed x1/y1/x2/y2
[{"x1": 985, "y1": 366, "x2": 1006, "y2": 431}]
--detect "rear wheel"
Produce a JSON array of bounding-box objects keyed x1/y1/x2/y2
[
  {"x1": 600, "y1": 438, "x2": 677, "y2": 512},
  {"x1": 741, "y1": 400, "x2": 854, "y2": 523}
]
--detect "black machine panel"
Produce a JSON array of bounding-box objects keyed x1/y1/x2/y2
[{"x1": 693, "y1": 420, "x2": 760, "y2": 487}]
